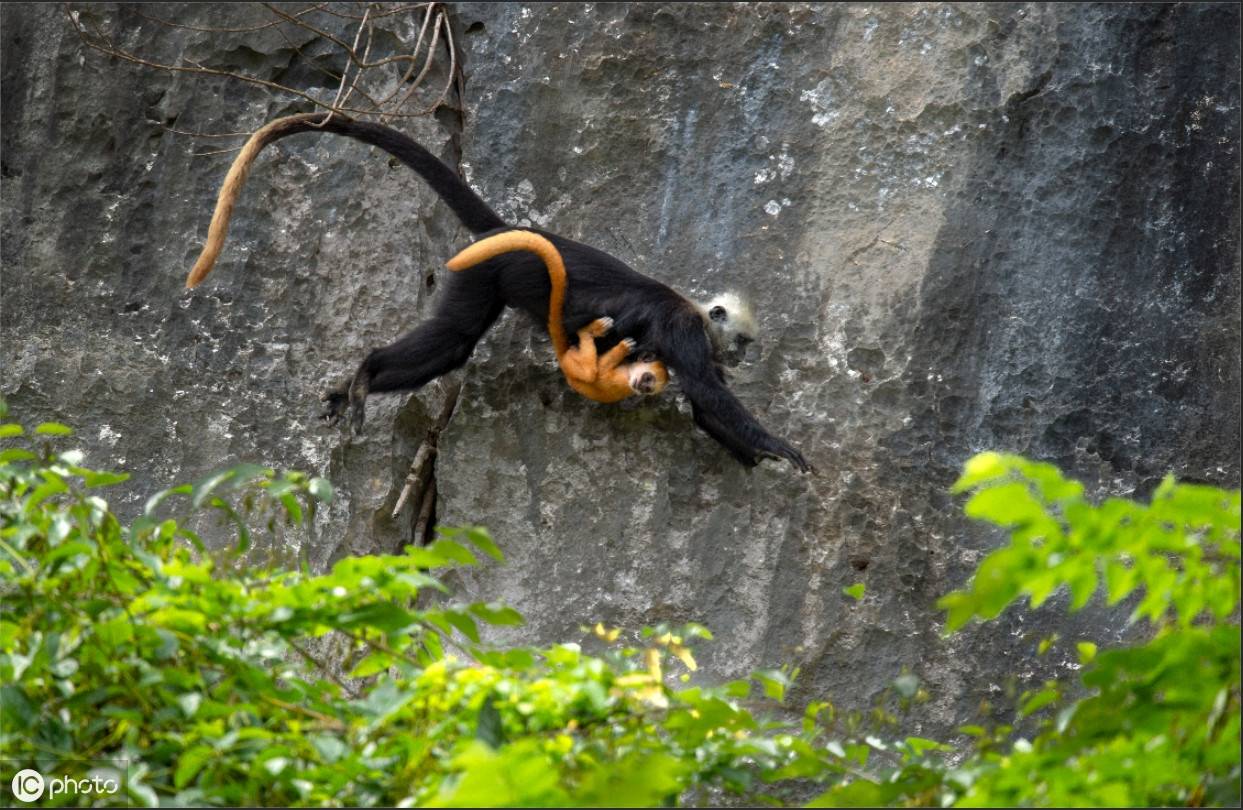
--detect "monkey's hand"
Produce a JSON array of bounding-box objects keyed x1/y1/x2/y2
[
  {"x1": 756, "y1": 437, "x2": 815, "y2": 475},
  {"x1": 586, "y1": 317, "x2": 614, "y2": 338},
  {"x1": 664, "y1": 312, "x2": 814, "y2": 474}
]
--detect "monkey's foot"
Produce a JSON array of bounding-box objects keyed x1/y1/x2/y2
[
  {"x1": 586, "y1": 317, "x2": 614, "y2": 337},
  {"x1": 319, "y1": 377, "x2": 367, "y2": 433},
  {"x1": 347, "y1": 398, "x2": 367, "y2": 434},
  {"x1": 619, "y1": 337, "x2": 636, "y2": 354},
  {"x1": 345, "y1": 371, "x2": 370, "y2": 435},
  {"x1": 319, "y1": 387, "x2": 349, "y2": 427}
]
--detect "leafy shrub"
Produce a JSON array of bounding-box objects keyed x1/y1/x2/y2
[
  {"x1": 0, "y1": 412, "x2": 848, "y2": 806},
  {"x1": 2, "y1": 407, "x2": 1238, "y2": 807},
  {"x1": 809, "y1": 453, "x2": 1241, "y2": 807}
]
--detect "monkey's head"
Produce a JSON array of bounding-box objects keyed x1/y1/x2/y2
[
  {"x1": 628, "y1": 353, "x2": 670, "y2": 396},
  {"x1": 697, "y1": 292, "x2": 758, "y2": 367}
]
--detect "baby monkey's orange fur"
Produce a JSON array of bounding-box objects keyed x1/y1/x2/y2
[{"x1": 447, "y1": 231, "x2": 669, "y2": 404}]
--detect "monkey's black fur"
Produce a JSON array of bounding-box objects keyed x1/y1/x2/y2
[{"x1": 246, "y1": 114, "x2": 809, "y2": 472}]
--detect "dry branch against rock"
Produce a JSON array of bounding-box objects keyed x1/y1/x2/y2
[
  {"x1": 391, "y1": 379, "x2": 462, "y2": 545},
  {"x1": 65, "y1": 1, "x2": 461, "y2": 138},
  {"x1": 413, "y1": 478, "x2": 438, "y2": 543},
  {"x1": 391, "y1": 439, "x2": 436, "y2": 519}
]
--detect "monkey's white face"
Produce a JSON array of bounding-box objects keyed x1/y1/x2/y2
[
  {"x1": 627, "y1": 358, "x2": 668, "y2": 396},
  {"x1": 699, "y1": 292, "x2": 758, "y2": 367}
]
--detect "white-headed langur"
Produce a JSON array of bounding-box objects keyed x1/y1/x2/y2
[{"x1": 185, "y1": 114, "x2": 811, "y2": 472}]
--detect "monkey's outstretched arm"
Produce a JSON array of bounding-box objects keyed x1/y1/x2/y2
[{"x1": 663, "y1": 317, "x2": 811, "y2": 473}]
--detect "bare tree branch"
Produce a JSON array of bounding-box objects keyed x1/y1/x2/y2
[
  {"x1": 133, "y1": 4, "x2": 328, "y2": 34},
  {"x1": 64, "y1": 1, "x2": 461, "y2": 145}
]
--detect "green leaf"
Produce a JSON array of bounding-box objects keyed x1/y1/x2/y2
[
  {"x1": 427, "y1": 537, "x2": 478, "y2": 566},
  {"x1": 422, "y1": 630, "x2": 444, "y2": 662},
  {"x1": 952, "y1": 451, "x2": 1010, "y2": 493},
  {"x1": 843, "y1": 582, "x2": 866, "y2": 601},
  {"x1": 1104, "y1": 559, "x2": 1136, "y2": 605},
  {"x1": 1019, "y1": 686, "x2": 1060, "y2": 717},
  {"x1": 190, "y1": 464, "x2": 270, "y2": 508},
  {"x1": 469, "y1": 603, "x2": 524, "y2": 626},
  {"x1": 904, "y1": 736, "x2": 952, "y2": 756},
  {"x1": 476, "y1": 696, "x2": 504, "y2": 748},
  {"x1": 964, "y1": 482, "x2": 1049, "y2": 528},
  {"x1": 350, "y1": 651, "x2": 394, "y2": 678},
  {"x1": 444, "y1": 611, "x2": 481, "y2": 643},
  {"x1": 0, "y1": 423, "x2": 24, "y2": 438},
  {"x1": 82, "y1": 470, "x2": 130, "y2": 488},
  {"x1": 174, "y1": 745, "x2": 214, "y2": 788},
  {"x1": 144, "y1": 483, "x2": 192, "y2": 516},
  {"x1": 464, "y1": 527, "x2": 503, "y2": 561},
  {"x1": 753, "y1": 669, "x2": 792, "y2": 702},
  {"x1": 1076, "y1": 641, "x2": 1098, "y2": 665},
  {"x1": 337, "y1": 602, "x2": 415, "y2": 633},
  {"x1": 937, "y1": 591, "x2": 977, "y2": 633},
  {"x1": 34, "y1": 422, "x2": 73, "y2": 436},
  {"x1": 279, "y1": 492, "x2": 303, "y2": 525},
  {"x1": 1068, "y1": 565, "x2": 1098, "y2": 611}
]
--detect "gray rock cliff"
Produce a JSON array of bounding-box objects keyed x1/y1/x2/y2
[{"x1": 2, "y1": 3, "x2": 1239, "y2": 736}]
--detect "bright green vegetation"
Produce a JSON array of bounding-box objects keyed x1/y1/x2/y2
[{"x1": 1, "y1": 405, "x2": 1238, "y2": 806}]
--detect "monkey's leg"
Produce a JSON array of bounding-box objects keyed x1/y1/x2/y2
[
  {"x1": 561, "y1": 329, "x2": 600, "y2": 384},
  {"x1": 322, "y1": 274, "x2": 503, "y2": 431},
  {"x1": 573, "y1": 328, "x2": 601, "y2": 364}
]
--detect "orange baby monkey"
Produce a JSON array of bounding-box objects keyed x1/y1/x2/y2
[{"x1": 446, "y1": 231, "x2": 669, "y2": 404}]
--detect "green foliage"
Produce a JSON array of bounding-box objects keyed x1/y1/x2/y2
[
  {"x1": 940, "y1": 452, "x2": 1239, "y2": 631},
  {"x1": 0, "y1": 415, "x2": 863, "y2": 806},
  {"x1": 810, "y1": 452, "x2": 1241, "y2": 807},
  {"x1": 2, "y1": 411, "x2": 1238, "y2": 807},
  {"x1": 943, "y1": 454, "x2": 1240, "y2": 807}
]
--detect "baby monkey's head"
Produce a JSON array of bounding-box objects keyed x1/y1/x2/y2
[{"x1": 628, "y1": 349, "x2": 669, "y2": 396}]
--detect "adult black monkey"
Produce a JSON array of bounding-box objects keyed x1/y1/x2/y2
[{"x1": 186, "y1": 113, "x2": 811, "y2": 472}]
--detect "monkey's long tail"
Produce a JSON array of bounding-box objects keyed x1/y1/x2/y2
[
  {"x1": 446, "y1": 230, "x2": 569, "y2": 357},
  {"x1": 186, "y1": 113, "x2": 507, "y2": 289}
]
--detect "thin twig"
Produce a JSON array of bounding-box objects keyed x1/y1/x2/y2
[
  {"x1": 389, "y1": 8, "x2": 444, "y2": 118},
  {"x1": 328, "y1": 3, "x2": 370, "y2": 115},
  {"x1": 260, "y1": 694, "x2": 346, "y2": 730},
  {"x1": 69, "y1": 9, "x2": 348, "y2": 116},
  {"x1": 133, "y1": 3, "x2": 327, "y2": 34},
  {"x1": 67, "y1": 3, "x2": 449, "y2": 122},
  {"x1": 160, "y1": 124, "x2": 257, "y2": 139},
  {"x1": 414, "y1": 479, "x2": 437, "y2": 543},
  {"x1": 289, "y1": 638, "x2": 361, "y2": 698},
  {"x1": 268, "y1": 21, "x2": 389, "y2": 114},
  {"x1": 316, "y1": 3, "x2": 431, "y2": 22},
  {"x1": 263, "y1": 2, "x2": 428, "y2": 70},
  {"x1": 192, "y1": 146, "x2": 248, "y2": 158},
  {"x1": 373, "y1": 2, "x2": 437, "y2": 110}
]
